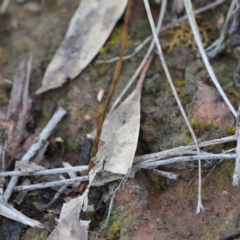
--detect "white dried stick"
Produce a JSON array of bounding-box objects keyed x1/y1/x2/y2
[
  {"x1": 0, "y1": 166, "x2": 88, "y2": 177},
  {"x1": 233, "y1": 106, "x2": 240, "y2": 186},
  {"x1": 206, "y1": 0, "x2": 238, "y2": 57},
  {"x1": 4, "y1": 107, "x2": 67, "y2": 201},
  {"x1": 13, "y1": 175, "x2": 89, "y2": 192}
]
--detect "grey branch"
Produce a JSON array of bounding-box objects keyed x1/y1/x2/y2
[
  {"x1": 13, "y1": 176, "x2": 89, "y2": 192},
  {"x1": 0, "y1": 166, "x2": 88, "y2": 177}
]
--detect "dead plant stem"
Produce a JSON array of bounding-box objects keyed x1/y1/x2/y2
[
  {"x1": 143, "y1": 0, "x2": 203, "y2": 214},
  {"x1": 91, "y1": 0, "x2": 132, "y2": 159}
]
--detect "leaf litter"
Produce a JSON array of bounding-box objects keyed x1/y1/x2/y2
[
  {"x1": 36, "y1": 0, "x2": 128, "y2": 94},
  {"x1": 93, "y1": 56, "x2": 153, "y2": 177},
  {"x1": 1, "y1": 0, "x2": 240, "y2": 239}
]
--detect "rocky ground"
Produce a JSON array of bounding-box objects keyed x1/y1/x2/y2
[{"x1": 1, "y1": 0, "x2": 240, "y2": 239}]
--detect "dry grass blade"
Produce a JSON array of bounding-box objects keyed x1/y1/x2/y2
[
  {"x1": 184, "y1": 0, "x2": 237, "y2": 117},
  {"x1": 206, "y1": 0, "x2": 238, "y2": 57},
  {"x1": 109, "y1": 0, "x2": 166, "y2": 113},
  {"x1": 143, "y1": 0, "x2": 204, "y2": 214}
]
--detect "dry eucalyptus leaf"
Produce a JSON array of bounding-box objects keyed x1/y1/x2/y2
[
  {"x1": 47, "y1": 169, "x2": 96, "y2": 240},
  {"x1": 0, "y1": 196, "x2": 43, "y2": 228},
  {"x1": 15, "y1": 161, "x2": 45, "y2": 173},
  {"x1": 62, "y1": 161, "x2": 76, "y2": 179},
  {"x1": 79, "y1": 220, "x2": 90, "y2": 240},
  {"x1": 93, "y1": 84, "x2": 142, "y2": 176},
  {"x1": 36, "y1": 0, "x2": 128, "y2": 94}
]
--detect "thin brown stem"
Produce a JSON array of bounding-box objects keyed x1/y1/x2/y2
[{"x1": 91, "y1": 0, "x2": 132, "y2": 161}]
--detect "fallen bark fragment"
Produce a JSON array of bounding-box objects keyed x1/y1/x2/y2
[{"x1": 0, "y1": 55, "x2": 33, "y2": 171}]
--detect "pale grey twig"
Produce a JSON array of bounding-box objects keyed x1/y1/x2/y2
[
  {"x1": 206, "y1": 0, "x2": 238, "y2": 57},
  {"x1": 134, "y1": 135, "x2": 236, "y2": 163},
  {"x1": 0, "y1": 166, "x2": 88, "y2": 177},
  {"x1": 0, "y1": 0, "x2": 9, "y2": 14},
  {"x1": 135, "y1": 153, "x2": 236, "y2": 171},
  {"x1": 109, "y1": 0, "x2": 167, "y2": 113},
  {"x1": 12, "y1": 152, "x2": 236, "y2": 192},
  {"x1": 184, "y1": 0, "x2": 237, "y2": 118},
  {"x1": 163, "y1": 0, "x2": 225, "y2": 31},
  {"x1": 203, "y1": 148, "x2": 235, "y2": 180},
  {"x1": 21, "y1": 107, "x2": 67, "y2": 162},
  {"x1": 233, "y1": 105, "x2": 240, "y2": 186},
  {"x1": 143, "y1": 0, "x2": 203, "y2": 214},
  {"x1": 4, "y1": 107, "x2": 67, "y2": 201},
  {"x1": 13, "y1": 175, "x2": 89, "y2": 192},
  {"x1": 45, "y1": 185, "x2": 68, "y2": 209},
  {"x1": 13, "y1": 179, "x2": 31, "y2": 205},
  {"x1": 151, "y1": 169, "x2": 178, "y2": 180},
  {"x1": 100, "y1": 180, "x2": 125, "y2": 231}
]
